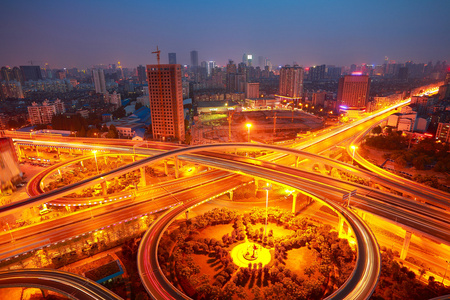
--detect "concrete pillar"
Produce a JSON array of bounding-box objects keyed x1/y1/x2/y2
[
  {"x1": 164, "y1": 160, "x2": 168, "y2": 176},
  {"x1": 174, "y1": 156, "x2": 179, "y2": 179},
  {"x1": 292, "y1": 193, "x2": 297, "y2": 213},
  {"x1": 39, "y1": 288, "x2": 47, "y2": 298},
  {"x1": 57, "y1": 148, "x2": 60, "y2": 155},
  {"x1": 140, "y1": 167, "x2": 146, "y2": 186},
  {"x1": 400, "y1": 231, "x2": 412, "y2": 260},
  {"x1": 295, "y1": 156, "x2": 300, "y2": 168},
  {"x1": 185, "y1": 210, "x2": 189, "y2": 220},
  {"x1": 229, "y1": 190, "x2": 233, "y2": 201},
  {"x1": 101, "y1": 181, "x2": 107, "y2": 196},
  {"x1": 254, "y1": 178, "x2": 259, "y2": 188}
]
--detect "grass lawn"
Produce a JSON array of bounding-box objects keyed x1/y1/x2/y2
[
  {"x1": 285, "y1": 247, "x2": 318, "y2": 277},
  {"x1": 266, "y1": 223, "x2": 294, "y2": 238},
  {"x1": 198, "y1": 223, "x2": 234, "y2": 241},
  {"x1": 192, "y1": 253, "x2": 221, "y2": 282}
]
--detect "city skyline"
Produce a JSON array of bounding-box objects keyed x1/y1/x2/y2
[{"x1": 1, "y1": 0, "x2": 450, "y2": 69}]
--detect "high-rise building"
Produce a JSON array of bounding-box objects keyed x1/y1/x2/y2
[
  {"x1": 92, "y1": 69, "x2": 107, "y2": 94},
  {"x1": 137, "y1": 65, "x2": 146, "y2": 84},
  {"x1": 27, "y1": 99, "x2": 64, "y2": 125},
  {"x1": 207, "y1": 61, "x2": 216, "y2": 77},
  {"x1": 278, "y1": 65, "x2": 304, "y2": 100},
  {"x1": 0, "y1": 137, "x2": 22, "y2": 193},
  {"x1": 168, "y1": 53, "x2": 177, "y2": 64},
  {"x1": 309, "y1": 65, "x2": 326, "y2": 81},
  {"x1": 146, "y1": 64, "x2": 185, "y2": 141},
  {"x1": 12, "y1": 67, "x2": 24, "y2": 83},
  {"x1": 436, "y1": 123, "x2": 450, "y2": 142},
  {"x1": 337, "y1": 74, "x2": 370, "y2": 109},
  {"x1": 190, "y1": 51, "x2": 198, "y2": 68},
  {"x1": 226, "y1": 60, "x2": 237, "y2": 93},
  {"x1": 258, "y1": 56, "x2": 265, "y2": 68},
  {"x1": 19, "y1": 66, "x2": 42, "y2": 81},
  {"x1": 1, "y1": 67, "x2": 12, "y2": 82}
]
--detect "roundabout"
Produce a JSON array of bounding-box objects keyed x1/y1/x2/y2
[{"x1": 230, "y1": 241, "x2": 271, "y2": 268}]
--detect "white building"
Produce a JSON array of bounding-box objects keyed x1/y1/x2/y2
[
  {"x1": 28, "y1": 100, "x2": 56, "y2": 125},
  {"x1": 104, "y1": 91, "x2": 121, "y2": 108},
  {"x1": 92, "y1": 69, "x2": 106, "y2": 94}
]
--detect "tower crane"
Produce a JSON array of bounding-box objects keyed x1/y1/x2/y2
[{"x1": 151, "y1": 46, "x2": 166, "y2": 140}]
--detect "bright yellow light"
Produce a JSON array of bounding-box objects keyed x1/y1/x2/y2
[
  {"x1": 350, "y1": 145, "x2": 358, "y2": 150},
  {"x1": 92, "y1": 150, "x2": 97, "y2": 153},
  {"x1": 246, "y1": 123, "x2": 252, "y2": 129}
]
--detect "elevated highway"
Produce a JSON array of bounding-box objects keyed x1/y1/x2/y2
[
  {"x1": 0, "y1": 269, "x2": 122, "y2": 300},
  {"x1": 136, "y1": 144, "x2": 381, "y2": 300}
]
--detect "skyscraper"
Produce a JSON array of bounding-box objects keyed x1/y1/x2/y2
[
  {"x1": 190, "y1": 51, "x2": 198, "y2": 68},
  {"x1": 168, "y1": 53, "x2": 177, "y2": 64},
  {"x1": 19, "y1": 65, "x2": 42, "y2": 81},
  {"x1": 278, "y1": 65, "x2": 304, "y2": 100},
  {"x1": 92, "y1": 69, "x2": 107, "y2": 94},
  {"x1": 337, "y1": 74, "x2": 370, "y2": 109},
  {"x1": 137, "y1": 65, "x2": 146, "y2": 84},
  {"x1": 146, "y1": 64, "x2": 185, "y2": 141}
]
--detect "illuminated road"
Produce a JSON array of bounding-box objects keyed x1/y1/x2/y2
[
  {"x1": 347, "y1": 122, "x2": 450, "y2": 209},
  {"x1": 136, "y1": 144, "x2": 381, "y2": 300},
  {"x1": 0, "y1": 170, "x2": 242, "y2": 261},
  {"x1": 0, "y1": 269, "x2": 122, "y2": 300}
]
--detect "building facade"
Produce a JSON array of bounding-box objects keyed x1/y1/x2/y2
[
  {"x1": 146, "y1": 64, "x2": 185, "y2": 141},
  {"x1": 92, "y1": 68, "x2": 107, "y2": 94},
  {"x1": 337, "y1": 74, "x2": 370, "y2": 109},
  {"x1": 190, "y1": 51, "x2": 198, "y2": 68},
  {"x1": 278, "y1": 65, "x2": 304, "y2": 100},
  {"x1": 246, "y1": 82, "x2": 260, "y2": 99},
  {"x1": 168, "y1": 53, "x2": 177, "y2": 64},
  {"x1": 436, "y1": 122, "x2": 450, "y2": 142},
  {"x1": 20, "y1": 65, "x2": 42, "y2": 81},
  {"x1": 28, "y1": 100, "x2": 58, "y2": 125}
]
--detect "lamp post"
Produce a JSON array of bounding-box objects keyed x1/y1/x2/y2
[
  {"x1": 246, "y1": 123, "x2": 252, "y2": 143},
  {"x1": 442, "y1": 260, "x2": 450, "y2": 284},
  {"x1": 93, "y1": 150, "x2": 99, "y2": 175},
  {"x1": 262, "y1": 183, "x2": 272, "y2": 237}
]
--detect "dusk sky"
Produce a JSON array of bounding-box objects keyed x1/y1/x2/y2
[{"x1": 1, "y1": 0, "x2": 449, "y2": 69}]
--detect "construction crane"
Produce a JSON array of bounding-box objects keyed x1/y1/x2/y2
[
  {"x1": 151, "y1": 46, "x2": 166, "y2": 141},
  {"x1": 27, "y1": 60, "x2": 42, "y2": 66}
]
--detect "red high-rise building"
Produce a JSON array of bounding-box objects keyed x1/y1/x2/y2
[
  {"x1": 277, "y1": 65, "x2": 304, "y2": 101},
  {"x1": 146, "y1": 64, "x2": 185, "y2": 142},
  {"x1": 337, "y1": 74, "x2": 370, "y2": 109}
]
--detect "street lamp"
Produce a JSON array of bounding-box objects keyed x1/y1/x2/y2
[
  {"x1": 442, "y1": 260, "x2": 450, "y2": 284},
  {"x1": 92, "y1": 150, "x2": 99, "y2": 174},
  {"x1": 262, "y1": 183, "x2": 272, "y2": 237},
  {"x1": 246, "y1": 123, "x2": 252, "y2": 143}
]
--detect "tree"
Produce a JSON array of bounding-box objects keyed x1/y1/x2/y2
[
  {"x1": 106, "y1": 124, "x2": 118, "y2": 138},
  {"x1": 372, "y1": 125, "x2": 382, "y2": 135},
  {"x1": 135, "y1": 102, "x2": 143, "y2": 110},
  {"x1": 112, "y1": 106, "x2": 126, "y2": 119}
]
